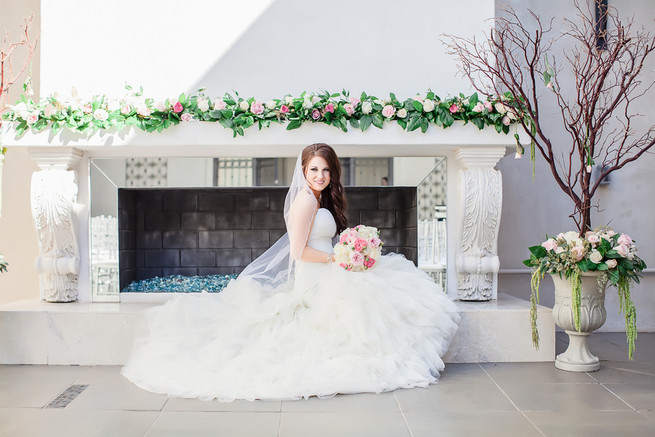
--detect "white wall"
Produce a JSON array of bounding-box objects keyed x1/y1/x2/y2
[{"x1": 0, "y1": 0, "x2": 40, "y2": 304}]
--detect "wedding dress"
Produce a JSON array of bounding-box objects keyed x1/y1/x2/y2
[{"x1": 121, "y1": 207, "x2": 460, "y2": 402}]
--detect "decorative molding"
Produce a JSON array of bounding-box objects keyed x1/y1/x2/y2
[
  {"x1": 31, "y1": 169, "x2": 80, "y2": 302},
  {"x1": 455, "y1": 146, "x2": 507, "y2": 169},
  {"x1": 456, "y1": 168, "x2": 502, "y2": 301},
  {"x1": 28, "y1": 147, "x2": 83, "y2": 170}
]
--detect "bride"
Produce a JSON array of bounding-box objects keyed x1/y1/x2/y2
[{"x1": 122, "y1": 143, "x2": 460, "y2": 402}]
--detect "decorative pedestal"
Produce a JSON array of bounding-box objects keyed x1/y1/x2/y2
[
  {"x1": 455, "y1": 147, "x2": 504, "y2": 301},
  {"x1": 551, "y1": 272, "x2": 608, "y2": 372},
  {"x1": 29, "y1": 148, "x2": 83, "y2": 302}
]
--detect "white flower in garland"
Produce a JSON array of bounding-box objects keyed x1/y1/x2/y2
[
  {"x1": 361, "y1": 101, "x2": 372, "y2": 114},
  {"x1": 197, "y1": 98, "x2": 210, "y2": 112},
  {"x1": 423, "y1": 99, "x2": 435, "y2": 112},
  {"x1": 93, "y1": 108, "x2": 108, "y2": 121}
]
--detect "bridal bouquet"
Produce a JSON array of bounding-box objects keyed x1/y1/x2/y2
[{"x1": 333, "y1": 225, "x2": 383, "y2": 272}]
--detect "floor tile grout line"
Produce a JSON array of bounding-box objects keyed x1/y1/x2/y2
[
  {"x1": 393, "y1": 391, "x2": 415, "y2": 437},
  {"x1": 598, "y1": 382, "x2": 638, "y2": 411},
  {"x1": 477, "y1": 363, "x2": 548, "y2": 437}
]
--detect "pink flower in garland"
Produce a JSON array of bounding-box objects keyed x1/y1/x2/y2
[
  {"x1": 181, "y1": 113, "x2": 193, "y2": 122},
  {"x1": 350, "y1": 97, "x2": 360, "y2": 106},
  {"x1": 250, "y1": 101, "x2": 264, "y2": 115},
  {"x1": 173, "y1": 102, "x2": 183, "y2": 113},
  {"x1": 311, "y1": 109, "x2": 321, "y2": 120},
  {"x1": 449, "y1": 104, "x2": 459, "y2": 113},
  {"x1": 280, "y1": 105, "x2": 289, "y2": 114},
  {"x1": 382, "y1": 105, "x2": 396, "y2": 118},
  {"x1": 343, "y1": 103, "x2": 355, "y2": 116}
]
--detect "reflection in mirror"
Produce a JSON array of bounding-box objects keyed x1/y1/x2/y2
[{"x1": 89, "y1": 156, "x2": 446, "y2": 301}]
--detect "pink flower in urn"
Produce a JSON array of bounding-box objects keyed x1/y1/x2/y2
[
  {"x1": 354, "y1": 238, "x2": 367, "y2": 252},
  {"x1": 587, "y1": 233, "x2": 601, "y2": 246},
  {"x1": 382, "y1": 105, "x2": 396, "y2": 118},
  {"x1": 173, "y1": 102, "x2": 183, "y2": 113},
  {"x1": 325, "y1": 103, "x2": 335, "y2": 113},
  {"x1": 571, "y1": 246, "x2": 585, "y2": 261},
  {"x1": 344, "y1": 103, "x2": 355, "y2": 116},
  {"x1": 350, "y1": 252, "x2": 364, "y2": 266},
  {"x1": 617, "y1": 234, "x2": 633, "y2": 246},
  {"x1": 280, "y1": 105, "x2": 290, "y2": 114},
  {"x1": 250, "y1": 101, "x2": 264, "y2": 115},
  {"x1": 606, "y1": 259, "x2": 618, "y2": 269},
  {"x1": 449, "y1": 104, "x2": 459, "y2": 114},
  {"x1": 311, "y1": 109, "x2": 321, "y2": 120},
  {"x1": 181, "y1": 113, "x2": 193, "y2": 122},
  {"x1": 541, "y1": 239, "x2": 558, "y2": 252},
  {"x1": 616, "y1": 244, "x2": 630, "y2": 258}
]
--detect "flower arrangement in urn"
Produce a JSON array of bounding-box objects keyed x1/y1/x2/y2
[
  {"x1": 524, "y1": 229, "x2": 646, "y2": 358},
  {"x1": 446, "y1": 1, "x2": 655, "y2": 364}
]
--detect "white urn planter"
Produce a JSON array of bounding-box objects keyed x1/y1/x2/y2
[{"x1": 551, "y1": 271, "x2": 607, "y2": 372}]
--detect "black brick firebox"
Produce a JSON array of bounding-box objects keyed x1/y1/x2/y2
[{"x1": 118, "y1": 187, "x2": 417, "y2": 291}]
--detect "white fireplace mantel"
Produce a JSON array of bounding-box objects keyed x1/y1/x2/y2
[{"x1": 1, "y1": 122, "x2": 525, "y2": 302}]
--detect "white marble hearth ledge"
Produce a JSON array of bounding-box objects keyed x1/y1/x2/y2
[{"x1": 0, "y1": 293, "x2": 554, "y2": 365}]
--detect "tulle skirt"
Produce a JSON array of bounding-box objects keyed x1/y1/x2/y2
[{"x1": 121, "y1": 253, "x2": 460, "y2": 401}]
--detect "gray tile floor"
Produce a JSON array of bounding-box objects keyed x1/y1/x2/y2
[{"x1": 1, "y1": 332, "x2": 654, "y2": 437}]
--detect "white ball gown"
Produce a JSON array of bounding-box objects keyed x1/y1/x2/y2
[{"x1": 121, "y1": 208, "x2": 460, "y2": 401}]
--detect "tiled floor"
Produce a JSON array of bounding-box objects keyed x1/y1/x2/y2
[{"x1": 1, "y1": 332, "x2": 654, "y2": 436}]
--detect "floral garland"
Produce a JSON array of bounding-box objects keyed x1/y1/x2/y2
[{"x1": 1, "y1": 86, "x2": 522, "y2": 138}]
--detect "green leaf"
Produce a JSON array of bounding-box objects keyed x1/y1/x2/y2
[
  {"x1": 372, "y1": 113, "x2": 384, "y2": 129},
  {"x1": 412, "y1": 100, "x2": 423, "y2": 112},
  {"x1": 349, "y1": 118, "x2": 360, "y2": 129},
  {"x1": 286, "y1": 119, "x2": 302, "y2": 130},
  {"x1": 407, "y1": 114, "x2": 422, "y2": 131},
  {"x1": 219, "y1": 118, "x2": 233, "y2": 129},
  {"x1": 360, "y1": 115, "x2": 372, "y2": 131},
  {"x1": 396, "y1": 119, "x2": 407, "y2": 129},
  {"x1": 471, "y1": 117, "x2": 484, "y2": 130}
]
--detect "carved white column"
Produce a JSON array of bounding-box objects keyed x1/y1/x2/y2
[
  {"x1": 455, "y1": 147, "x2": 506, "y2": 301},
  {"x1": 29, "y1": 148, "x2": 83, "y2": 302}
]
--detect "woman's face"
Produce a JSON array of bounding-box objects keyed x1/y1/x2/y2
[{"x1": 304, "y1": 155, "x2": 331, "y2": 196}]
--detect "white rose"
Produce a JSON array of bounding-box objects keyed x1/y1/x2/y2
[
  {"x1": 303, "y1": 99, "x2": 313, "y2": 109},
  {"x1": 136, "y1": 103, "x2": 151, "y2": 117},
  {"x1": 494, "y1": 102, "x2": 508, "y2": 114},
  {"x1": 606, "y1": 259, "x2": 618, "y2": 269},
  {"x1": 361, "y1": 101, "x2": 372, "y2": 114},
  {"x1": 197, "y1": 98, "x2": 210, "y2": 112},
  {"x1": 107, "y1": 99, "x2": 120, "y2": 112},
  {"x1": 589, "y1": 250, "x2": 603, "y2": 264},
  {"x1": 563, "y1": 231, "x2": 579, "y2": 243},
  {"x1": 285, "y1": 96, "x2": 294, "y2": 105},
  {"x1": 239, "y1": 100, "x2": 250, "y2": 111},
  {"x1": 423, "y1": 99, "x2": 435, "y2": 112},
  {"x1": 334, "y1": 243, "x2": 349, "y2": 262},
  {"x1": 93, "y1": 108, "x2": 109, "y2": 121},
  {"x1": 155, "y1": 101, "x2": 168, "y2": 112},
  {"x1": 266, "y1": 100, "x2": 276, "y2": 110},
  {"x1": 44, "y1": 104, "x2": 57, "y2": 118},
  {"x1": 397, "y1": 108, "x2": 408, "y2": 118}
]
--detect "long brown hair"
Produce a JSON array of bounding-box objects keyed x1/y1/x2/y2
[{"x1": 301, "y1": 143, "x2": 348, "y2": 234}]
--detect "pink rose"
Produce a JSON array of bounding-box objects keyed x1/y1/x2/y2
[
  {"x1": 587, "y1": 234, "x2": 600, "y2": 245},
  {"x1": 606, "y1": 259, "x2": 618, "y2": 269},
  {"x1": 26, "y1": 112, "x2": 39, "y2": 125},
  {"x1": 121, "y1": 105, "x2": 131, "y2": 115},
  {"x1": 214, "y1": 99, "x2": 227, "y2": 110},
  {"x1": 382, "y1": 105, "x2": 396, "y2": 118},
  {"x1": 325, "y1": 103, "x2": 334, "y2": 113},
  {"x1": 250, "y1": 101, "x2": 264, "y2": 115},
  {"x1": 181, "y1": 113, "x2": 192, "y2": 122},
  {"x1": 339, "y1": 263, "x2": 348, "y2": 270},
  {"x1": 571, "y1": 246, "x2": 585, "y2": 261},
  {"x1": 344, "y1": 103, "x2": 355, "y2": 116},
  {"x1": 616, "y1": 244, "x2": 629, "y2": 258},
  {"x1": 83, "y1": 104, "x2": 93, "y2": 114},
  {"x1": 350, "y1": 252, "x2": 364, "y2": 266},
  {"x1": 364, "y1": 258, "x2": 376, "y2": 269},
  {"x1": 354, "y1": 238, "x2": 367, "y2": 252},
  {"x1": 502, "y1": 115, "x2": 511, "y2": 126},
  {"x1": 472, "y1": 102, "x2": 485, "y2": 113},
  {"x1": 347, "y1": 229, "x2": 358, "y2": 242},
  {"x1": 370, "y1": 237, "x2": 381, "y2": 248},
  {"x1": 280, "y1": 105, "x2": 289, "y2": 114},
  {"x1": 339, "y1": 234, "x2": 349, "y2": 244},
  {"x1": 449, "y1": 104, "x2": 459, "y2": 114},
  {"x1": 312, "y1": 109, "x2": 321, "y2": 120},
  {"x1": 173, "y1": 102, "x2": 183, "y2": 113},
  {"x1": 483, "y1": 101, "x2": 493, "y2": 111},
  {"x1": 350, "y1": 97, "x2": 360, "y2": 106},
  {"x1": 541, "y1": 239, "x2": 558, "y2": 252},
  {"x1": 617, "y1": 234, "x2": 633, "y2": 246}
]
